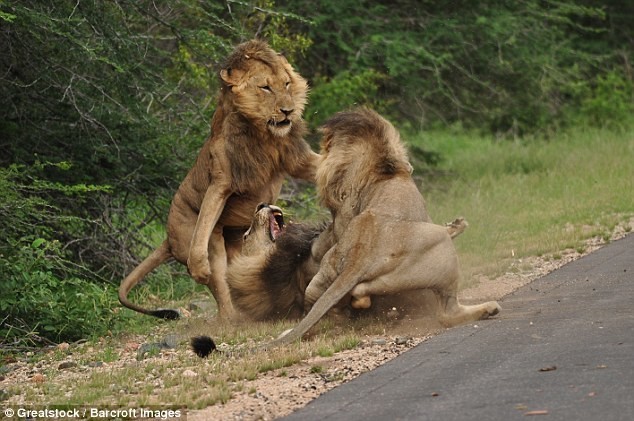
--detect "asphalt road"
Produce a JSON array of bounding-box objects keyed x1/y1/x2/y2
[{"x1": 281, "y1": 233, "x2": 634, "y2": 421}]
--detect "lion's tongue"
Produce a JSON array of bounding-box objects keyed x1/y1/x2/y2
[{"x1": 270, "y1": 218, "x2": 281, "y2": 240}]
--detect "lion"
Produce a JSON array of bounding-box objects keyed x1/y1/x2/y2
[
  {"x1": 269, "y1": 108, "x2": 501, "y2": 346},
  {"x1": 227, "y1": 203, "x2": 331, "y2": 320},
  {"x1": 227, "y1": 204, "x2": 468, "y2": 322},
  {"x1": 118, "y1": 40, "x2": 319, "y2": 321}
]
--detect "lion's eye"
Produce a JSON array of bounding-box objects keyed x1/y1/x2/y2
[
  {"x1": 259, "y1": 85, "x2": 272, "y2": 93},
  {"x1": 285, "y1": 81, "x2": 291, "y2": 89}
]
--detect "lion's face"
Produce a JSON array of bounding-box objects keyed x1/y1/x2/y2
[
  {"x1": 221, "y1": 51, "x2": 308, "y2": 138},
  {"x1": 241, "y1": 203, "x2": 285, "y2": 256}
]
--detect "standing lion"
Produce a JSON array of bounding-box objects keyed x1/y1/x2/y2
[{"x1": 118, "y1": 40, "x2": 319, "y2": 321}]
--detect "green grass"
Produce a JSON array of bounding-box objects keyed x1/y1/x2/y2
[{"x1": 410, "y1": 125, "x2": 634, "y2": 284}]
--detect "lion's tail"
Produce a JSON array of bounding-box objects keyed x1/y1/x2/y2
[{"x1": 118, "y1": 240, "x2": 180, "y2": 320}]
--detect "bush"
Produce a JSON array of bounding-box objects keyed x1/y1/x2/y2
[
  {"x1": 577, "y1": 70, "x2": 634, "y2": 128},
  {"x1": 306, "y1": 69, "x2": 387, "y2": 128},
  {"x1": 0, "y1": 238, "x2": 118, "y2": 344},
  {"x1": 0, "y1": 163, "x2": 118, "y2": 345}
]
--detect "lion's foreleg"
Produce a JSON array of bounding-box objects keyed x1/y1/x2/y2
[
  {"x1": 188, "y1": 183, "x2": 230, "y2": 283},
  {"x1": 272, "y1": 265, "x2": 364, "y2": 346},
  {"x1": 204, "y1": 227, "x2": 237, "y2": 321},
  {"x1": 303, "y1": 247, "x2": 338, "y2": 310},
  {"x1": 290, "y1": 151, "x2": 322, "y2": 182}
]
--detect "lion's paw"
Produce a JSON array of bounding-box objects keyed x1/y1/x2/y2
[
  {"x1": 187, "y1": 259, "x2": 212, "y2": 284},
  {"x1": 481, "y1": 301, "x2": 502, "y2": 319},
  {"x1": 351, "y1": 295, "x2": 372, "y2": 309}
]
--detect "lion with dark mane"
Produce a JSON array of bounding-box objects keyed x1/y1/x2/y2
[
  {"x1": 118, "y1": 40, "x2": 319, "y2": 321},
  {"x1": 227, "y1": 204, "x2": 327, "y2": 320}
]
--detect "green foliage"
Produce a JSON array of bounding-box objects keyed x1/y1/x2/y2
[
  {"x1": 306, "y1": 69, "x2": 387, "y2": 128},
  {"x1": 0, "y1": 163, "x2": 118, "y2": 344},
  {"x1": 278, "y1": 182, "x2": 326, "y2": 222},
  {"x1": 282, "y1": 0, "x2": 627, "y2": 133},
  {"x1": 0, "y1": 238, "x2": 117, "y2": 344},
  {"x1": 567, "y1": 69, "x2": 634, "y2": 129}
]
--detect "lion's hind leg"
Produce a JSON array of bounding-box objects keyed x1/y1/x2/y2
[{"x1": 436, "y1": 292, "x2": 501, "y2": 327}]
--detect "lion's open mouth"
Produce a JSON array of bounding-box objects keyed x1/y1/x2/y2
[
  {"x1": 268, "y1": 119, "x2": 292, "y2": 128},
  {"x1": 269, "y1": 208, "x2": 285, "y2": 241}
]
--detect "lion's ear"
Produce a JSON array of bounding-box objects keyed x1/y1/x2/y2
[{"x1": 220, "y1": 67, "x2": 245, "y2": 87}]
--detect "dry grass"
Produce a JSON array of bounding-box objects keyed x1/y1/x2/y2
[{"x1": 415, "y1": 125, "x2": 634, "y2": 286}]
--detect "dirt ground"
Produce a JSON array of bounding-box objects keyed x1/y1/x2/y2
[{"x1": 1, "y1": 219, "x2": 632, "y2": 421}]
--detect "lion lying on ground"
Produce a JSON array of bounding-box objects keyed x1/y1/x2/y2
[
  {"x1": 269, "y1": 108, "x2": 500, "y2": 345},
  {"x1": 118, "y1": 39, "x2": 319, "y2": 321},
  {"x1": 227, "y1": 204, "x2": 468, "y2": 321},
  {"x1": 227, "y1": 204, "x2": 328, "y2": 320}
]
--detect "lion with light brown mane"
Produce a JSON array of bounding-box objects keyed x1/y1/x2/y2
[
  {"x1": 269, "y1": 108, "x2": 501, "y2": 345},
  {"x1": 118, "y1": 39, "x2": 319, "y2": 321}
]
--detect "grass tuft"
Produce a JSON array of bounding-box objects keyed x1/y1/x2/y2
[{"x1": 411, "y1": 124, "x2": 634, "y2": 284}]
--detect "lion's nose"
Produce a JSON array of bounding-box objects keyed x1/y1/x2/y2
[
  {"x1": 256, "y1": 203, "x2": 268, "y2": 211},
  {"x1": 280, "y1": 108, "x2": 293, "y2": 117}
]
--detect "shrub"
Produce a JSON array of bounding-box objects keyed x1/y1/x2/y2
[
  {"x1": 0, "y1": 163, "x2": 117, "y2": 345},
  {"x1": 0, "y1": 238, "x2": 118, "y2": 344}
]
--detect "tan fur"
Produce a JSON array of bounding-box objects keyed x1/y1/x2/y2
[
  {"x1": 118, "y1": 40, "x2": 319, "y2": 320},
  {"x1": 271, "y1": 108, "x2": 501, "y2": 345},
  {"x1": 226, "y1": 207, "x2": 465, "y2": 322}
]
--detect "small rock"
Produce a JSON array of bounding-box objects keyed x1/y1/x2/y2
[
  {"x1": 188, "y1": 299, "x2": 214, "y2": 312},
  {"x1": 57, "y1": 342, "x2": 70, "y2": 352},
  {"x1": 31, "y1": 373, "x2": 45, "y2": 383},
  {"x1": 395, "y1": 336, "x2": 410, "y2": 345},
  {"x1": 125, "y1": 342, "x2": 140, "y2": 352},
  {"x1": 136, "y1": 343, "x2": 163, "y2": 360},
  {"x1": 371, "y1": 338, "x2": 387, "y2": 346},
  {"x1": 161, "y1": 334, "x2": 181, "y2": 349},
  {"x1": 58, "y1": 361, "x2": 78, "y2": 370},
  {"x1": 0, "y1": 389, "x2": 9, "y2": 401},
  {"x1": 386, "y1": 307, "x2": 400, "y2": 318},
  {"x1": 87, "y1": 361, "x2": 104, "y2": 368},
  {"x1": 182, "y1": 369, "x2": 198, "y2": 378}
]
